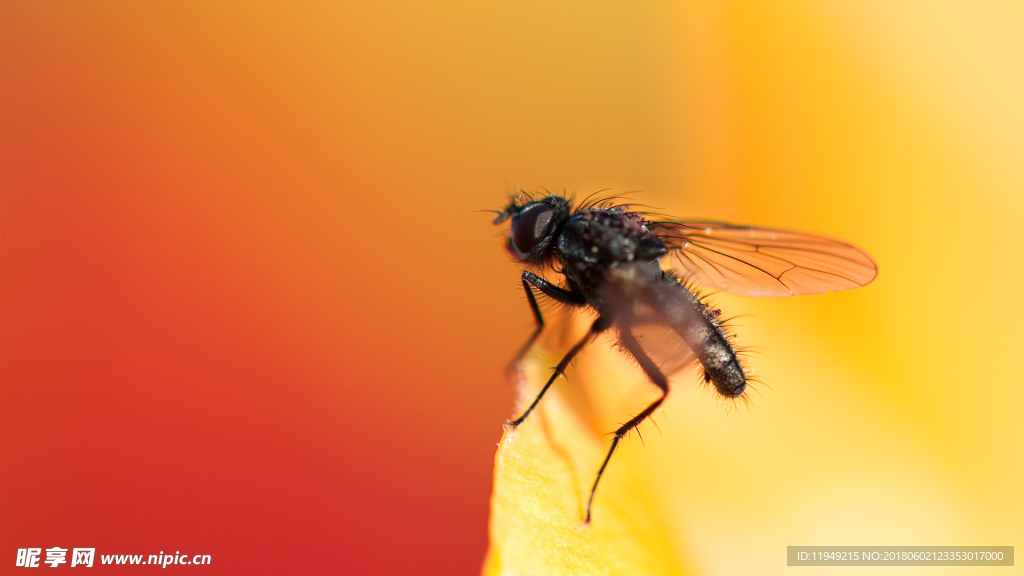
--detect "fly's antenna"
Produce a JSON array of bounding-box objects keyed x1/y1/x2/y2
[
  {"x1": 491, "y1": 190, "x2": 532, "y2": 225},
  {"x1": 489, "y1": 205, "x2": 517, "y2": 225}
]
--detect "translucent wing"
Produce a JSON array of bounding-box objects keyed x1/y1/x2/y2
[
  {"x1": 601, "y1": 270, "x2": 699, "y2": 378},
  {"x1": 629, "y1": 320, "x2": 697, "y2": 378},
  {"x1": 647, "y1": 220, "x2": 877, "y2": 297}
]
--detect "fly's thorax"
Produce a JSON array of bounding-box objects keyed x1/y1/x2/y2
[
  {"x1": 557, "y1": 208, "x2": 666, "y2": 272},
  {"x1": 556, "y1": 208, "x2": 667, "y2": 306}
]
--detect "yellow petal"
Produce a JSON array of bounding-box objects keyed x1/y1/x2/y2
[{"x1": 483, "y1": 314, "x2": 689, "y2": 576}]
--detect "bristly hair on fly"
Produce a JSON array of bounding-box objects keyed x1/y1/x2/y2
[
  {"x1": 492, "y1": 187, "x2": 657, "y2": 224},
  {"x1": 666, "y1": 271, "x2": 765, "y2": 412}
]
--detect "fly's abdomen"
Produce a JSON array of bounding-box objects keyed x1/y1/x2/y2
[
  {"x1": 645, "y1": 275, "x2": 746, "y2": 398},
  {"x1": 696, "y1": 330, "x2": 746, "y2": 397}
]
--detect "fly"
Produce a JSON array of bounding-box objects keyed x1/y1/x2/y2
[{"x1": 492, "y1": 190, "x2": 877, "y2": 523}]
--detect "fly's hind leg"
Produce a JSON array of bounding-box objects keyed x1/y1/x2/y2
[
  {"x1": 585, "y1": 327, "x2": 670, "y2": 523},
  {"x1": 508, "y1": 271, "x2": 587, "y2": 370},
  {"x1": 507, "y1": 313, "x2": 611, "y2": 428}
]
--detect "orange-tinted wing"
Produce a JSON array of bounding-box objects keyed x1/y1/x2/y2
[{"x1": 647, "y1": 220, "x2": 878, "y2": 297}]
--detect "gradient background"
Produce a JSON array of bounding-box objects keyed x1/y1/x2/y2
[{"x1": 2, "y1": 1, "x2": 1022, "y2": 574}]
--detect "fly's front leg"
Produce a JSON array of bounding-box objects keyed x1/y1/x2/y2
[
  {"x1": 508, "y1": 271, "x2": 586, "y2": 371},
  {"x1": 585, "y1": 327, "x2": 670, "y2": 523},
  {"x1": 507, "y1": 314, "x2": 611, "y2": 429}
]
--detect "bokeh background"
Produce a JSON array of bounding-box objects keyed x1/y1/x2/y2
[{"x1": 3, "y1": 1, "x2": 1021, "y2": 574}]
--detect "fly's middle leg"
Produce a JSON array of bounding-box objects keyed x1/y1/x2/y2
[{"x1": 585, "y1": 327, "x2": 669, "y2": 523}]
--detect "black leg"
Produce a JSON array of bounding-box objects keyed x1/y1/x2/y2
[
  {"x1": 508, "y1": 271, "x2": 586, "y2": 370},
  {"x1": 507, "y1": 314, "x2": 611, "y2": 428},
  {"x1": 585, "y1": 327, "x2": 670, "y2": 523}
]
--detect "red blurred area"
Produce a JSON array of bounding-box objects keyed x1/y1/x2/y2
[{"x1": 2, "y1": 2, "x2": 526, "y2": 573}]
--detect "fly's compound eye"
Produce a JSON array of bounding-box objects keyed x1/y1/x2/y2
[{"x1": 511, "y1": 203, "x2": 554, "y2": 254}]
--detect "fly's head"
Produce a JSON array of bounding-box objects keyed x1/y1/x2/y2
[{"x1": 493, "y1": 195, "x2": 571, "y2": 266}]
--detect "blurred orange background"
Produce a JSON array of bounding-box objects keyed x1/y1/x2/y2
[{"x1": 2, "y1": 1, "x2": 1021, "y2": 574}]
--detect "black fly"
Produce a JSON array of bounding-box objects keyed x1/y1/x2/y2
[{"x1": 493, "y1": 190, "x2": 877, "y2": 523}]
